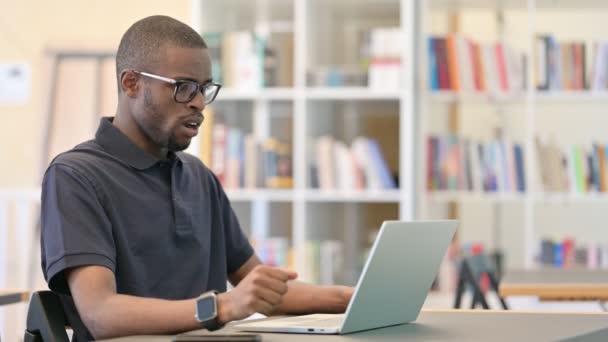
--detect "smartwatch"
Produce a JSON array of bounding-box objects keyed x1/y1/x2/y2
[{"x1": 194, "y1": 290, "x2": 225, "y2": 331}]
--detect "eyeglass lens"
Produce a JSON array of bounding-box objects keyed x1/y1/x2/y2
[{"x1": 175, "y1": 82, "x2": 218, "y2": 104}]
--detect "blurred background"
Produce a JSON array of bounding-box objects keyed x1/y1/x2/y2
[{"x1": 3, "y1": 0, "x2": 608, "y2": 340}]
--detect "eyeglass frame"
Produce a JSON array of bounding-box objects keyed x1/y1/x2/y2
[{"x1": 131, "y1": 70, "x2": 222, "y2": 105}]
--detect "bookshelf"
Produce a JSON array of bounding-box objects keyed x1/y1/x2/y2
[
  {"x1": 190, "y1": 0, "x2": 416, "y2": 285},
  {"x1": 420, "y1": 0, "x2": 608, "y2": 271},
  {"x1": 189, "y1": 0, "x2": 608, "y2": 285},
  {"x1": 219, "y1": 88, "x2": 296, "y2": 100},
  {"x1": 429, "y1": 91, "x2": 608, "y2": 103}
]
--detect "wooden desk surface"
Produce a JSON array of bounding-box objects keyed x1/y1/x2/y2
[
  {"x1": 499, "y1": 269, "x2": 608, "y2": 300},
  {"x1": 97, "y1": 309, "x2": 608, "y2": 342},
  {"x1": 0, "y1": 289, "x2": 30, "y2": 305}
]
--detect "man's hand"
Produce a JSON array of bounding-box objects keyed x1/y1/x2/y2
[{"x1": 217, "y1": 265, "x2": 297, "y2": 323}]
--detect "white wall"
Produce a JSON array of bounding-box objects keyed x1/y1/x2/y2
[{"x1": 0, "y1": 1, "x2": 191, "y2": 340}]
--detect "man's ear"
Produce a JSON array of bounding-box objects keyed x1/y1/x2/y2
[{"x1": 120, "y1": 70, "x2": 139, "y2": 98}]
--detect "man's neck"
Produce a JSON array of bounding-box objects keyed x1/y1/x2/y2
[{"x1": 113, "y1": 111, "x2": 167, "y2": 160}]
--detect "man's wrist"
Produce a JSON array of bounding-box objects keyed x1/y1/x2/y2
[
  {"x1": 216, "y1": 292, "x2": 232, "y2": 324},
  {"x1": 334, "y1": 285, "x2": 354, "y2": 311}
]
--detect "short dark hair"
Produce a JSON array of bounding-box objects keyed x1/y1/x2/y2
[{"x1": 116, "y1": 15, "x2": 207, "y2": 88}]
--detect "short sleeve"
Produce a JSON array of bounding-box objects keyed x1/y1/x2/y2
[
  {"x1": 215, "y1": 178, "x2": 254, "y2": 274},
  {"x1": 41, "y1": 163, "x2": 116, "y2": 294}
]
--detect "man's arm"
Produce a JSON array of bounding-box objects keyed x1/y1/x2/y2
[
  {"x1": 68, "y1": 259, "x2": 297, "y2": 339},
  {"x1": 224, "y1": 255, "x2": 354, "y2": 317},
  {"x1": 68, "y1": 255, "x2": 351, "y2": 339},
  {"x1": 274, "y1": 281, "x2": 354, "y2": 315},
  {"x1": 67, "y1": 266, "x2": 200, "y2": 339}
]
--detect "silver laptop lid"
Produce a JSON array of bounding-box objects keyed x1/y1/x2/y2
[{"x1": 340, "y1": 220, "x2": 458, "y2": 334}]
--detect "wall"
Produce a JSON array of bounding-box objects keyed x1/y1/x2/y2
[
  {"x1": 0, "y1": 0, "x2": 191, "y2": 188},
  {"x1": 0, "y1": 1, "x2": 191, "y2": 340}
]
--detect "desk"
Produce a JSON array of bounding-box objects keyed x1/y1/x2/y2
[
  {"x1": 0, "y1": 289, "x2": 29, "y2": 306},
  {"x1": 97, "y1": 309, "x2": 608, "y2": 342},
  {"x1": 499, "y1": 269, "x2": 608, "y2": 301}
]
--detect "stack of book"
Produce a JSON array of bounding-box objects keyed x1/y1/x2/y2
[
  {"x1": 202, "y1": 31, "x2": 294, "y2": 88},
  {"x1": 535, "y1": 35, "x2": 608, "y2": 91},
  {"x1": 310, "y1": 136, "x2": 397, "y2": 191},
  {"x1": 198, "y1": 109, "x2": 293, "y2": 189},
  {"x1": 297, "y1": 240, "x2": 344, "y2": 285},
  {"x1": 539, "y1": 237, "x2": 608, "y2": 269},
  {"x1": 427, "y1": 34, "x2": 525, "y2": 94},
  {"x1": 426, "y1": 135, "x2": 526, "y2": 193},
  {"x1": 536, "y1": 137, "x2": 608, "y2": 193},
  {"x1": 363, "y1": 27, "x2": 402, "y2": 89},
  {"x1": 251, "y1": 237, "x2": 291, "y2": 269}
]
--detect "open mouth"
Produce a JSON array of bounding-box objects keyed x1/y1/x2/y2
[{"x1": 183, "y1": 121, "x2": 200, "y2": 129}]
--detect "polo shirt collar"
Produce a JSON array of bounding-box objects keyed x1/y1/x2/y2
[{"x1": 95, "y1": 117, "x2": 180, "y2": 170}]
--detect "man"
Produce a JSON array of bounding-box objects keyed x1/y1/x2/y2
[{"x1": 41, "y1": 15, "x2": 353, "y2": 340}]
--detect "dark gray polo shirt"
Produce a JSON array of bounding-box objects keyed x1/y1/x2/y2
[{"x1": 41, "y1": 117, "x2": 253, "y2": 338}]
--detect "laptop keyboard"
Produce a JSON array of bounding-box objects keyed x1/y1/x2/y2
[
  {"x1": 246, "y1": 314, "x2": 345, "y2": 328},
  {"x1": 291, "y1": 316, "x2": 344, "y2": 328},
  {"x1": 274, "y1": 314, "x2": 345, "y2": 327}
]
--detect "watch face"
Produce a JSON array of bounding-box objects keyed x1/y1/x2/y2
[{"x1": 196, "y1": 295, "x2": 217, "y2": 321}]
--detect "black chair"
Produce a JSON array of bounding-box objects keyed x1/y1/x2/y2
[
  {"x1": 453, "y1": 254, "x2": 509, "y2": 310},
  {"x1": 24, "y1": 291, "x2": 69, "y2": 342},
  {"x1": 24, "y1": 291, "x2": 89, "y2": 342}
]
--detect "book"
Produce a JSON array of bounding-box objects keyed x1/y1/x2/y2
[
  {"x1": 199, "y1": 106, "x2": 215, "y2": 167},
  {"x1": 211, "y1": 124, "x2": 227, "y2": 183},
  {"x1": 201, "y1": 32, "x2": 223, "y2": 84},
  {"x1": 366, "y1": 139, "x2": 397, "y2": 189},
  {"x1": 316, "y1": 136, "x2": 336, "y2": 189},
  {"x1": 427, "y1": 34, "x2": 525, "y2": 94},
  {"x1": 428, "y1": 37, "x2": 439, "y2": 90}
]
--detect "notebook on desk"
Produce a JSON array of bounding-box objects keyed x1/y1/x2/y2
[{"x1": 236, "y1": 220, "x2": 458, "y2": 335}]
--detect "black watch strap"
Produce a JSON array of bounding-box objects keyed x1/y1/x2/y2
[
  {"x1": 198, "y1": 291, "x2": 225, "y2": 331},
  {"x1": 201, "y1": 316, "x2": 224, "y2": 331}
]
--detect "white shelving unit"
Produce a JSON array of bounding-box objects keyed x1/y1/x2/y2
[
  {"x1": 189, "y1": 0, "x2": 608, "y2": 277},
  {"x1": 190, "y1": 0, "x2": 417, "y2": 284},
  {"x1": 218, "y1": 88, "x2": 296, "y2": 101},
  {"x1": 429, "y1": 91, "x2": 608, "y2": 103},
  {"x1": 420, "y1": 0, "x2": 608, "y2": 269}
]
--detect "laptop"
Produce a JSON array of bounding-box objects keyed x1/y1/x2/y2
[{"x1": 236, "y1": 220, "x2": 458, "y2": 335}]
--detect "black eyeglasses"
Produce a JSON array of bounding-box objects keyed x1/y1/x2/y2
[{"x1": 132, "y1": 70, "x2": 221, "y2": 105}]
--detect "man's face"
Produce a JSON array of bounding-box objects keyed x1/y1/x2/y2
[{"x1": 133, "y1": 45, "x2": 212, "y2": 153}]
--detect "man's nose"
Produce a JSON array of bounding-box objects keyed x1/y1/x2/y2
[{"x1": 188, "y1": 91, "x2": 205, "y2": 112}]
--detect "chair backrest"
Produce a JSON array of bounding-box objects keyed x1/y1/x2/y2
[
  {"x1": 24, "y1": 291, "x2": 70, "y2": 342},
  {"x1": 24, "y1": 291, "x2": 90, "y2": 342},
  {"x1": 453, "y1": 254, "x2": 509, "y2": 310}
]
